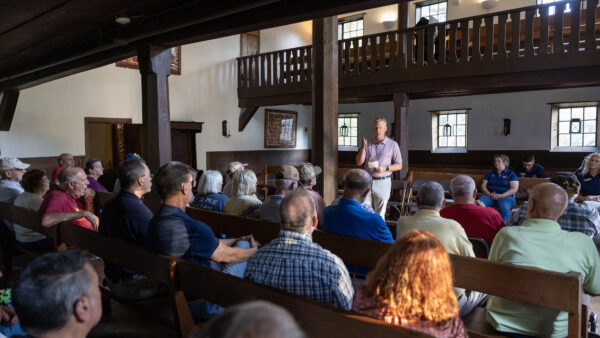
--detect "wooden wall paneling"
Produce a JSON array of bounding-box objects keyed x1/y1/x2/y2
[
  {"x1": 0, "y1": 90, "x2": 19, "y2": 131},
  {"x1": 312, "y1": 17, "x2": 338, "y2": 205},
  {"x1": 19, "y1": 156, "x2": 85, "y2": 180}
]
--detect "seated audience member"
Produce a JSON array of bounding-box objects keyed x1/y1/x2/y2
[
  {"x1": 12, "y1": 251, "x2": 102, "y2": 338},
  {"x1": 0, "y1": 288, "x2": 25, "y2": 338},
  {"x1": 0, "y1": 157, "x2": 29, "y2": 204},
  {"x1": 112, "y1": 153, "x2": 142, "y2": 193},
  {"x1": 398, "y1": 181, "x2": 486, "y2": 316},
  {"x1": 508, "y1": 172, "x2": 600, "y2": 240},
  {"x1": 84, "y1": 158, "x2": 107, "y2": 192},
  {"x1": 38, "y1": 167, "x2": 98, "y2": 230},
  {"x1": 487, "y1": 182, "x2": 600, "y2": 337},
  {"x1": 99, "y1": 158, "x2": 164, "y2": 300},
  {"x1": 224, "y1": 169, "x2": 262, "y2": 218},
  {"x1": 245, "y1": 189, "x2": 353, "y2": 310},
  {"x1": 191, "y1": 170, "x2": 229, "y2": 212},
  {"x1": 298, "y1": 163, "x2": 325, "y2": 224},
  {"x1": 258, "y1": 165, "x2": 299, "y2": 223},
  {"x1": 514, "y1": 153, "x2": 546, "y2": 178},
  {"x1": 440, "y1": 175, "x2": 505, "y2": 257},
  {"x1": 576, "y1": 152, "x2": 600, "y2": 210},
  {"x1": 51, "y1": 153, "x2": 74, "y2": 184},
  {"x1": 353, "y1": 230, "x2": 466, "y2": 337},
  {"x1": 145, "y1": 161, "x2": 259, "y2": 320},
  {"x1": 223, "y1": 161, "x2": 247, "y2": 198},
  {"x1": 193, "y1": 301, "x2": 305, "y2": 338},
  {"x1": 13, "y1": 169, "x2": 52, "y2": 250},
  {"x1": 478, "y1": 154, "x2": 519, "y2": 221},
  {"x1": 323, "y1": 169, "x2": 392, "y2": 279}
]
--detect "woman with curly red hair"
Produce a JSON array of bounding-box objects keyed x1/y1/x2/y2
[{"x1": 352, "y1": 230, "x2": 466, "y2": 337}]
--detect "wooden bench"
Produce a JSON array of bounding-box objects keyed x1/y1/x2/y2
[
  {"x1": 0, "y1": 200, "x2": 423, "y2": 338},
  {"x1": 185, "y1": 206, "x2": 591, "y2": 338}
]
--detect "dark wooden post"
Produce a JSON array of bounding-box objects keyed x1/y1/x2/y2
[
  {"x1": 0, "y1": 90, "x2": 19, "y2": 131},
  {"x1": 393, "y1": 92, "x2": 409, "y2": 181},
  {"x1": 138, "y1": 44, "x2": 172, "y2": 173},
  {"x1": 312, "y1": 17, "x2": 338, "y2": 205}
]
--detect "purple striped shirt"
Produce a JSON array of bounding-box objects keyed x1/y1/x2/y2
[{"x1": 363, "y1": 137, "x2": 402, "y2": 178}]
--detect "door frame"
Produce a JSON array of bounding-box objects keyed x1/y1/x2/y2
[{"x1": 84, "y1": 117, "x2": 132, "y2": 159}]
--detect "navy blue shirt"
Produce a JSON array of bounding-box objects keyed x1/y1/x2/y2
[
  {"x1": 99, "y1": 190, "x2": 153, "y2": 280},
  {"x1": 484, "y1": 168, "x2": 519, "y2": 194},
  {"x1": 576, "y1": 170, "x2": 600, "y2": 197},
  {"x1": 146, "y1": 204, "x2": 219, "y2": 267},
  {"x1": 322, "y1": 198, "x2": 393, "y2": 274},
  {"x1": 191, "y1": 193, "x2": 229, "y2": 213},
  {"x1": 514, "y1": 163, "x2": 546, "y2": 178}
]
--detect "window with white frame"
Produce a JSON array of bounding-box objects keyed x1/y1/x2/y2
[
  {"x1": 338, "y1": 14, "x2": 364, "y2": 40},
  {"x1": 416, "y1": 0, "x2": 447, "y2": 24},
  {"x1": 338, "y1": 113, "x2": 358, "y2": 150},
  {"x1": 552, "y1": 104, "x2": 599, "y2": 149},
  {"x1": 432, "y1": 109, "x2": 468, "y2": 151},
  {"x1": 537, "y1": 0, "x2": 571, "y2": 15}
]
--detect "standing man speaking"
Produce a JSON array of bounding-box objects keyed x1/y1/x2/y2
[{"x1": 355, "y1": 117, "x2": 403, "y2": 218}]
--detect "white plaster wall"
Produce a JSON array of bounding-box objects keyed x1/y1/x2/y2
[
  {"x1": 0, "y1": 65, "x2": 141, "y2": 158},
  {"x1": 340, "y1": 4, "x2": 400, "y2": 34},
  {"x1": 260, "y1": 21, "x2": 313, "y2": 53},
  {"x1": 407, "y1": 86, "x2": 600, "y2": 150}
]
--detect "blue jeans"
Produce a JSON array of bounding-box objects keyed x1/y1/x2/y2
[
  {"x1": 188, "y1": 240, "x2": 250, "y2": 322},
  {"x1": 478, "y1": 195, "x2": 516, "y2": 221}
]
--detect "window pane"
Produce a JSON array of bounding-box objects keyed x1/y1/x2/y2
[
  {"x1": 416, "y1": 8, "x2": 421, "y2": 20},
  {"x1": 431, "y1": 4, "x2": 439, "y2": 15},
  {"x1": 559, "y1": 134, "x2": 570, "y2": 146},
  {"x1": 350, "y1": 21, "x2": 356, "y2": 31},
  {"x1": 457, "y1": 136, "x2": 465, "y2": 147},
  {"x1": 572, "y1": 107, "x2": 583, "y2": 120},
  {"x1": 559, "y1": 108, "x2": 571, "y2": 121},
  {"x1": 571, "y1": 134, "x2": 583, "y2": 146},
  {"x1": 448, "y1": 137, "x2": 456, "y2": 147},
  {"x1": 344, "y1": 23, "x2": 351, "y2": 31},
  {"x1": 584, "y1": 120, "x2": 596, "y2": 133},
  {"x1": 357, "y1": 20, "x2": 363, "y2": 30},
  {"x1": 439, "y1": 13, "x2": 446, "y2": 22},
  {"x1": 350, "y1": 128, "x2": 357, "y2": 136},
  {"x1": 338, "y1": 136, "x2": 344, "y2": 145},
  {"x1": 422, "y1": 7, "x2": 429, "y2": 17},
  {"x1": 584, "y1": 133, "x2": 596, "y2": 146},
  {"x1": 558, "y1": 121, "x2": 570, "y2": 134},
  {"x1": 439, "y1": 136, "x2": 447, "y2": 147},
  {"x1": 457, "y1": 114, "x2": 466, "y2": 124},
  {"x1": 350, "y1": 118, "x2": 357, "y2": 127},
  {"x1": 448, "y1": 114, "x2": 456, "y2": 125},
  {"x1": 439, "y1": 114, "x2": 447, "y2": 125},
  {"x1": 439, "y1": 125, "x2": 445, "y2": 136},
  {"x1": 585, "y1": 107, "x2": 597, "y2": 119},
  {"x1": 456, "y1": 125, "x2": 465, "y2": 135},
  {"x1": 439, "y1": 2, "x2": 447, "y2": 13},
  {"x1": 351, "y1": 137, "x2": 357, "y2": 146},
  {"x1": 338, "y1": 30, "x2": 342, "y2": 40}
]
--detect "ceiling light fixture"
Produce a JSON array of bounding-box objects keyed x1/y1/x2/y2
[
  {"x1": 481, "y1": 0, "x2": 497, "y2": 10},
  {"x1": 115, "y1": 16, "x2": 132, "y2": 25}
]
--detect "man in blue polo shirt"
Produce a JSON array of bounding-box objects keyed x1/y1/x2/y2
[
  {"x1": 99, "y1": 158, "x2": 163, "y2": 300},
  {"x1": 322, "y1": 169, "x2": 393, "y2": 282},
  {"x1": 145, "y1": 161, "x2": 259, "y2": 321},
  {"x1": 514, "y1": 153, "x2": 546, "y2": 178}
]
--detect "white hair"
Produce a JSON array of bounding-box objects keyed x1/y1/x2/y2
[
  {"x1": 418, "y1": 181, "x2": 445, "y2": 209},
  {"x1": 450, "y1": 175, "x2": 476, "y2": 197},
  {"x1": 232, "y1": 169, "x2": 257, "y2": 197},
  {"x1": 199, "y1": 170, "x2": 223, "y2": 195}
]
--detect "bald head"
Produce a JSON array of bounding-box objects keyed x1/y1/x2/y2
[
  {"x1": 58, "y1": 153, "x2": 74, "y2": 168},
  {"x1": 527, "y1": 182, "x2": 568, "y2": 221},
  {"x1": 279, "y1": 189, "x2": 317, "y2": 233},
  {"x1": 343, "y1": 169, "x2": 372, "y2": 201}
]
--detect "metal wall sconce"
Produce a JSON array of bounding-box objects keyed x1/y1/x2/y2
[
  {"x1": 570, "y1": 118, "x2": 581, "y2": 133},
  {"x1": 339, "y1": 123, "x2": 349, "y2": 137},
  {"x1": 222, "y1": 120, "x2": 231, "y2": 138},
  {"x1": 443, "y1": 123, "x2": 452, "y2": 136},
  {"x1": 503, "y1": 119, "x2": 511, "y2": 136}
]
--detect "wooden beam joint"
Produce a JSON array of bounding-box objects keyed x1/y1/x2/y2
[{"x1": 239, "y1": 106, "x2": 259, "y2": 131}]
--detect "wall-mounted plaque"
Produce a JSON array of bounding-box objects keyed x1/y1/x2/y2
[{"x1": 265, "y1": 109, "x2": 297, "y2": 148}]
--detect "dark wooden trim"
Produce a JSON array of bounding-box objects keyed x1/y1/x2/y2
[
  {"x1": 170, "y1": 121, "x2": 204, "y2": 132},
  {"x1": 393, "y1": 92, "x2": 409, "y2": 181},
  {"x1": 84, "y1": 117, "x2": 132, "y2": 159},
  {"x1": 238, "y1": 106, "x2": 259, "y2": 131},
  {"x1": 0, "y1": 90, "x2": 19, "y2": 131}
]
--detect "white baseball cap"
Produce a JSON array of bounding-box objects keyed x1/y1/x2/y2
[
  {"x1": 0, "y1": 157, "x2": 30, "y2": 171},
  {"x1": 227, "y1": 161, "x2": 248, "y2": 174}
]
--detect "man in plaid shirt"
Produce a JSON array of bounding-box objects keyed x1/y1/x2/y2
[
  {"x1": 508, "y1": 172, "x2": 600, "y2": 240},
  {"x1": 244, "y1": 188, "x2": 354, "y2": 310}
]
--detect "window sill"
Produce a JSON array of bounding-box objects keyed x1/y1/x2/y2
[
  {"x1": 550, "y1": 146, "x2": 600, "y2": 152},
  {"x1": 339, "y1": 146, "x2": 358, "y2": 151},
  {"x1": 432, "y1": 147, "x2": 467, "y2": 154}
]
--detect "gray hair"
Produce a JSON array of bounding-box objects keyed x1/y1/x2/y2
[
  {"x1": 13, "y1": 251, "x2": 91, "y2": 336},
  {"x1": 450, "y1": 175, "x2": 476, "y2": 197},
  {"x1": 280, "y1": 188, "x2": 315, "y2": 232},
  {"x1": 343, "y1": 169, "x2": 372, "y2": 192},
  {"x1": 373, "y1": 117, "x2": 387, "y2": 126},
  {"x1": 194, "y1": 300, "x2": 305, "y2": 338},
  {"x1": 119, "y1": 158, "x2": 147, "y2": 190},
  {"x1": 199, "y1": 170, "x2": 223, "y2": 195},
  {"x1": 57, "y1": 167, "x2": 82, "y2": 187},
  {"x1": 232, "y1": 169, "x2": 257, "y2": 197},
  {"x1": 418, "y1": 181, "x2": 445, "y2": 209}
]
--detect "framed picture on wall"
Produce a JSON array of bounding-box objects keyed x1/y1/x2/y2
[
  {"x1": 116, "y1": 46, "x2": 182, "y2": 75},
  {"x1": 265, "y1": 109, "x2": 297, "y2": 148}
]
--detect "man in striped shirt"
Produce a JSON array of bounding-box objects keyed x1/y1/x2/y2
[
  {"x1": 244, "y1": 188, "x2": 354, "y2": 310},
  {"x1": 508, "y1": 172, "x2": 600, "y2": 240}
]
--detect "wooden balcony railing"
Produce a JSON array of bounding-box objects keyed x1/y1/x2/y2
[{"x1": 237, "y1": 0, "x2": 600, "y2": 101}]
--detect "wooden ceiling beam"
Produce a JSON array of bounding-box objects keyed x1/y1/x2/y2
[{"x1": 0, "y1": 90, "x2": 19, "y2": 131}]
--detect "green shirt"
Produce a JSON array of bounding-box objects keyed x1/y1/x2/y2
[{"x1": 486, "y1": 218, "x2": 600, "y2": 337}]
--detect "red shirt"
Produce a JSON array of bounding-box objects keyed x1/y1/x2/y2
[
  {"x1": 52, "y1": 166, "x2": 63, "y2": 181},
  {"x1": 38, "y1": 189, "x2": 94, "y2": 231},
  {"x1": 440, "y1": 204, "x2": 505, "y2": 258}
]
